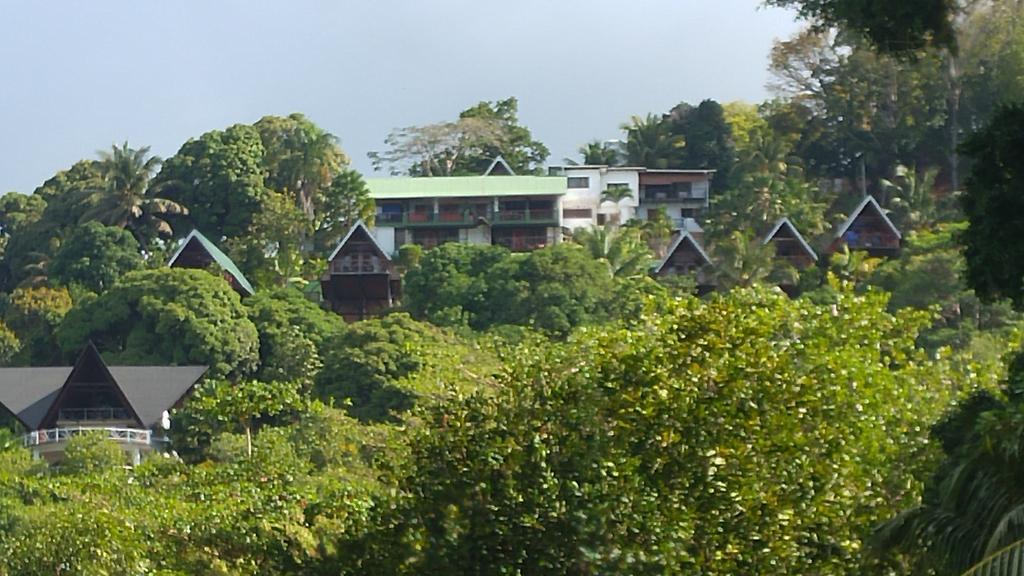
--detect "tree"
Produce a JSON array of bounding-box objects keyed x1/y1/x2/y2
[
  {"x1": 768, "y1": 28, "x2": 950, "y2": 187},
  {"x1": 0, "y1": 161, "x2": 101, "y2": 290},
  {"x1": 49, "y1": 222, "x2": 143, "y2": 292},
  {"x1": 622, "y1": 113, "x2": 683, "y2": 168},
  {"x1": 56, "y1": 268, "x2": 259, "y2": 378},
  {"x1": 178, "y1": 378, "x2": 308, "y2": 458},
  {"x1": 4, "y1": 285, "x2": 73, "y2": 365},
  {"x1": 403, "y1": 242, "x2": 514, "y2": 329},
  {"x1": 311, "y1": 168, "x2": 375, "y2": 254},
  {"x1": 369, "y1": 117, "x2": 509, "y2": 177},
  {"x1": 453, "y1": 97, "x2": 549, "y2": 174},
  {"x1": 492, "y1": 243, "x2": 618, "y2": 336},
  {"x1": 959, "y1": 104, "x2": 1024, "y2": 308},
  {"x1": 81, "y1": 142, "x2": 187, "y2": 243},
  {"x1": 664, "y1": 99, "x2": 737, "y2": 188},
  {"x1": 711, "y1": 230, "x2": 797, "y2": 289},
  {"x1": 766, "y1": 0, "x2": 957, "y2": 54},
  {"x1": 255, "y1": 113, "x2": 348, "y2": 220},
  {"x1": 371, "y1": 287, "x2": 966, "y2": 574},
  {"x1": 244, "y1": 287, "x2": 345, "y2": 387},
  {"x1": 571, "y1": 224, "x2": 653, "y2": 278},
  {"x1": 879, "y1": 163, "x2": 942, "y2": 229},
  {"x1": 315, "y1": 313, "x2": 496, "y2": 422},
  {"x1": 874, "y1": 388, "x2": 1024, "y2": 574},
  {"x1": 0, "y1": 322, "x2": 20, "y2": 366},
  {"x1": 575, "y1": 139, "x2": 623, "y2": 166},
  {"x1": 153, "y1": 124, "x2": 269, "y2": 239}
]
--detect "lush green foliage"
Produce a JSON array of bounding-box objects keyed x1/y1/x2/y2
[
  {"x1": 403, "y1": 242, "x2": 622, "y2": 336},
  {"x1": 960, "y1": 104, "x2": 1024, "y2": 308},
  {"x1": 48, "y1": 222, "x2": 143, "y2": 292},
  {"x1": 56, "y1": 268, "x2": 259, "y2": 378},
  {"x1": 315, "y1": 313, "x2": 498, "y2": 422},
  {"x1": 365, "y1": 288, "x2": 970, "y2": 574}
]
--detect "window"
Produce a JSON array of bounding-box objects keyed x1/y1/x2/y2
[
  {"x1": 567, "y1": 176, "x2": 590, "y2": 189},
  {"x1": 597, "y1": 214, "x2": 607, "y2": 225},
  {"x1": 563, "y1": 208, "x2": 593, "y2": 219},
  {"x1": 607, "y1": 182, "x2": 630, "y2": 191}
]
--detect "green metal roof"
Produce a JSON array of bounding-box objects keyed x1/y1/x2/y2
[
  {"x1": 367, "y1": 176, "x2": 567, "y2": 199},
  {"x1": 169, "y1": 230, "x2": 256, "y2": 296}
]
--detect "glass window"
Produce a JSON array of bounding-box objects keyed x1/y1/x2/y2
[{"x1": 567, "y1": 176, "x2": 590, "y2": 189}]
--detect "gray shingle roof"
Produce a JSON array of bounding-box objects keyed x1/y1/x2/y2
[
  {"x1": 0, "y1": 368, "x2": 72, "y2": 429},
  {"x1": 0, "y1": 362, "x2": 207, "y2": 431}
]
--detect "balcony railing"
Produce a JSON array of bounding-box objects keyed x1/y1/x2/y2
[
  {"x1": 58, "y1": 407, "x2": 130, "y2": 421},
  {"x1": 492, "y1": 209, "x2": 557, "y2": 224},
  {"x1": 23, "y1": 427, "x2": 153, "y2": 447},
  {"x1": 376, "y1": 207, "x2": 558, "y2": 227}
]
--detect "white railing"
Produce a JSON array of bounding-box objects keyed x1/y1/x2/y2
[{"x1": 23, "y1": 427, "x2": 153, "y2": 447}]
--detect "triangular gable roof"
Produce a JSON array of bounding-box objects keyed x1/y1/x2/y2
[
  {"x1": 0, "y1": 368, "x2": 72, "y2": 429},
  {"x1": 39, "y1": 342, "x2": 144, "y2": 429},
  {"x1": 110, "y1": 366, "x2": 209, "y2": 428},
  {"x1": 0, "y1": 345, "x2": 208, "y2": 431},
  {"x1": 168, "y1": 229, "x2": 256, "y2": 296},
  {"x1": 833, "y1": 195, "x2": 902, "y2": 240},
  {"x1": 483, "y1": 155, "x2": 516, "y2": 176},
  {"x1": 655, "y1": 230, "x2": 712, "y2": 274},
  {"x1": 328, "y1": 220, "x2": 393, "y2": 263},
  {"x1": 763, "y1": 217, "x2": 818, "y2": 261}
]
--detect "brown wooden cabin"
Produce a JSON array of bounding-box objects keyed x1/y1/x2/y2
[
  {"x1": 654, "y1": 230, "x2": 715, "y2": 293},
  {"x1": 827, "y1": 196, "x2": 902, "y2": 257},
  {"x1": 167, "y1": 229, "x2": 256, "y2": 297},
  {"x1": 764, "y1": 218, "x2": 818, "y2": 270},
  {"x1": 0, "y1": 343, "x2": 207, "y2": 465},
  {"x1": 763, "y1": 217, "x2": 819, "y2": 297},
  {"x1": 320, "y1": 221, "x2": 401, "y2": 322}
]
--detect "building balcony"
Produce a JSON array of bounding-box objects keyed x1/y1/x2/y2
[
  {"x1": 377, "y1": 210, "x2": 489, "y2": 228},
  {"x1": 491, "y1": 209, "x2": 558, "y2": 226},
  {"x1": 24, "y1": 426, "x2": 155, "y2": 448}
]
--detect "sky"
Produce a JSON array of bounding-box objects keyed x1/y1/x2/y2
[{"x1": 0, "y1": 1, "x2": 803, "y2": 193}]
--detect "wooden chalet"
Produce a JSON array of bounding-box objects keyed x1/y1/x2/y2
[
  {"x1": 764, "y1": 217, "x2": 818, "y2": 270},
  {"x1": 168, "y1": 229, "x2": 256, "y2": 297},
  {"x1": 0, "y1": 343, "x2": 207, "y2": 464},
  {"x1": 320, "y1": 221, "x2": 401, "y2": 322},
  {"x1": 828, "y1": 196, "x2": 902, "y2": 257},
  {"x1": 654, "y1": 230, "x2": 715, "y2": 292}
]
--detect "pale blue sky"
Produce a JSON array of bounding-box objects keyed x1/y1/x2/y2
[{"x1": 0, "y1": 1, "x2": 802, "y2": 193}]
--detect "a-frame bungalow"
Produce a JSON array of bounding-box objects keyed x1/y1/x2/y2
[
  {"x1": 0, "y1": 343, "x2": 207, "y2": 464},
  {"x1": 763, "y1": 217, "x2": 818, "y2": 270},
  {"x1": 482, "y1": 155, "x2": 516, "y2": 176},
  {"x1": 168, "y1": 229, "x2": 256, "y2": 297},
  {"x1": 828, "y1": 195, "x2": 902, "y2": 257},
  {"x1": 320, "y1": 221, "x2": 401, "y2": 322},
  {"x1": 654, "y1": 229, "x2": 715, "y2": 293}
]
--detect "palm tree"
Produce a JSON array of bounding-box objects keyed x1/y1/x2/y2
[
  {"x1": 874, "y1": 391, "x2": 1024, "y2": 574},
  {"x1": 572, "y1": 225, "x2": 653, "y2": 278},
  {"x1": 879, "y1": 163, "x2": 939, "y2": 229},
  {"x1": 828, "y1": 244, "x2": 882, "y2": 284},
  {"x1": 635, "y1": 208, "x2": 675, "y2": 259},
  {"x1": 622, "y1": 114, "x2": 683, "y2": 168},
  {"x1": 600, "y1": 185, "x2": 634, "y2": 225},
  {"x1": 81, "y1": 142, "x2": 187, "y2": 241},
  {"x1": 574, "y1": 140, "x2": 622, "y2": 166},
  {"x1": 711, "y1": 231, "x2": 797, "y2": 290}
]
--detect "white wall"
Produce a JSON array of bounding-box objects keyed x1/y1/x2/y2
[{"x1": 372, "y1": 226, "x2": 396, "y2": 255}]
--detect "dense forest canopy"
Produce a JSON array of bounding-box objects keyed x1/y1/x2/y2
[{"x1": 2, "y1": 1, "x2": 1024, "y2": 573}]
